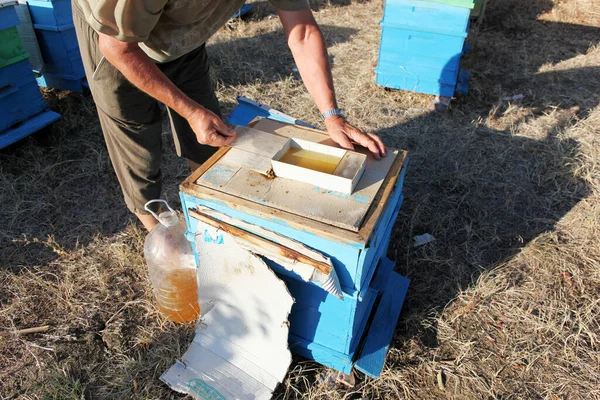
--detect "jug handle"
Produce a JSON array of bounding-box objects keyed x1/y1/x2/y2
[{"x1": 144, "y1": 199, "x2": 175, "y2": 220}]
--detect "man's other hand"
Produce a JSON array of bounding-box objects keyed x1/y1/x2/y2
[
  {"x1": 186, "y1": 107, "x2": 236, "y2": 147},
  {"x1": 324, "y1": 116, "x2": 386, "y2": 160}
]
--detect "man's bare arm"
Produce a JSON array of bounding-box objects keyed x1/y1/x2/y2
[
  {"x1": 278, "y1": 8, "x2": 386, "y2": 159},
  {"x1": 98, "y1": 34, "x2": 234, "y2": 147}
]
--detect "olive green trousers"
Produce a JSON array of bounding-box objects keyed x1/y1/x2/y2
[{"x1": 73, "y1": 4, "x2": 220, "y2": 214}]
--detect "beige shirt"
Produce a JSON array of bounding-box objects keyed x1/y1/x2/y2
[{"x1": 75, "y1": 0, "x2": 309, "y2": 63}]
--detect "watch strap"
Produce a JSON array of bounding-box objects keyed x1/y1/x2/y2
[{"x1": 320, "y1": 108, "x2": 345, "y2": 120}]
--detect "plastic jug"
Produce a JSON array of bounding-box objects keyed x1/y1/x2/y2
[{"x1": 143, "y1": 200, "x2": 200, "y2": 323}]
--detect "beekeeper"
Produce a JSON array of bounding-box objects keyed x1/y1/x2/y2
[{"x1": 72, "y1": 0, "x2": 386, "y2": 230}]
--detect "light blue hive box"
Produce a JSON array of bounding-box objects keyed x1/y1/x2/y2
[
  {"x1": 375, "y1": 0, "x2": 473, "y2": 96},
  {"x1": 180, "y1": 117, "x2": 410, "y2": 377}
]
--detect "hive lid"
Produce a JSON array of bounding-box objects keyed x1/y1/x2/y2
[{"x1": 181, "y1": 119, "x2": 407, "y2": 240}]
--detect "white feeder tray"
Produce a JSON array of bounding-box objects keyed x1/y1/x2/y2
[{"x1": 271, "y1": 138, "x2": 367, "y2": 194}]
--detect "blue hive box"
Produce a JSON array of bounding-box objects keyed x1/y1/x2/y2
[
  {"x1": 0, "y1": 1, "x2": 60, "y2": 146},
  {"x1": 24, "y1": 0, "x2": 86, "y2": 91},
  {"x1": 376, "y1": 0, "x2": 471, "y2": 96},
  {"x1": 0, "y1": 59, "x2": 47, "y2": 132},
  {"x1": 25, "y1": 0, "x2": 72, "y2": 29},
  {"x1": 0, "y1": 0, "x2": 20, "y2": 30},
  {"x1": 382, "y1": 0, "x2": 471, "y2": 34},
  {"x1": 180, "y1": 112, "x2": 410, "y2": 377}
]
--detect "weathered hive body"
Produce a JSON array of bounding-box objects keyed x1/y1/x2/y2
[
  {"x1": 180, "y1": 118, "x2": 410, "y2": 377},
  {"x1": 25, "y1": 0, "x2": 86, "y2": 92},
  {"x1": 0, "y1": 0, "x2": 60, "y2": 148}
]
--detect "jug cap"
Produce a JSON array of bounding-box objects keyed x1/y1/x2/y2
[
  {"x1": 144, "y1": 199, "x2": 178, "y2": 227},
  {"x1": 158, "y1": 210, "x2": 178, "y2": 227}
]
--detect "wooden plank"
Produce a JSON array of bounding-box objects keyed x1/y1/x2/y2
[
  {"x1": 230, "y1": 126, "x2": 289, "y2": 158},
  {"x1": 220, "y1": 147, "x2": 272, "y2": 175},
  {"x1": 247, "y1": 121, "x2": 403, "y2": 234},
  {"x1": 181, "y1": 120, "x2": 408, "y2": 246},
  {"x1": 288, "y1": 334, "x2": 355, "y2": 375},
  {"x1": 357, "y1": 151, "x2": 408, "y2": 243},
  {"x1": 197, "y1": 139, "x2": 399, "y2": 231},
  {"x1": 251, "y1": 118, "x2": 329, "y2": 142},
  {"x1": 183, "y1": 146, "x2": 231, "y2": 186},
  {"x1": 355, "y1": 261, "x2": 410, "y2": 378},
  {"x1": 180, "y1": 185, "x2": 363, "y2": 246},
  {"x1": 189, "y1": 209, "x2": 332, "y2": 275}
]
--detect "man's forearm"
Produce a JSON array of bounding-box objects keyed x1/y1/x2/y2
[
  {"x1": 279, "y1": 10, "x2": 337, "y2": 115},
  {"x1": 98, "y1": 34, "x2": 197, "y2": 119}
]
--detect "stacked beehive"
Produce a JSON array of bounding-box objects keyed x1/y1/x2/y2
[
  {"x1": 25, "y1": 0, "x2": 86, "y2": 92},
  {"x1": 180, "y1": 115, "x2": 411, "y2": 378},
  {"x1": 0, "y1": 0, "x2": 59, "y2": 148},
  {"x1": 375, "y1": 0, "x2": 474, "y2": 97}
]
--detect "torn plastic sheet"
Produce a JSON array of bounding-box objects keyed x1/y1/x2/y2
[
  {"x1": 196, "y1": 206, "x2": 344, "y2": 299},
  {"x1": 161, "y1": 231, "x2": 294, "y2": 400}
]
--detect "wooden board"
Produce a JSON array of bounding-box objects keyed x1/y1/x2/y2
[
  {"x1": 194, "y1": 119, "x2": 399, "y2": 232},
  {"x1": 181, "y1": 120, "x2": 408, "y2": 246},
  {"x1": 355, "y1": 259, "x2": 410, "y2": 378}
]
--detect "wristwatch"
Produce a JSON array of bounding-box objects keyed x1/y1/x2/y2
[{"x1": 320, "y1": 108, "x2": 345, "y2": 120}]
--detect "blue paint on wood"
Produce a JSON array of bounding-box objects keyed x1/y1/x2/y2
[
  {"x1": 456, "y1": 69, "x2": 470, "y2": 95},
  {"x1": 181, "y1": 193, "x2": 365, "y2": 292},
  {"x1": 0, "y1": 109, "x2": 60, "y2": 149},
  {"x1": 26, "y1": 0, "x2": 73, "y2": 28},
  {"x1": 382, "y1": 0, "x2": 471, "y2": 35},
  {"x1": 357, "y1": 193, "x2": 404, "y2": 301},
  {"x1": 0, "y1": 58, "x2": 35, "y2": 87},
  {"x1": 231, "y1": 3, "x2": 253, "y2": 19},
  {"x1": 355, "y1": 164, "x2": 406, "y2": 290},
  {"x1": 0, "y1": 60, "x2": 48, "y2": 133},
  {"x1": 275, "y1": 270, "x2": 379, "y2": 354},
  {"x1": 33, "y1": 24, "x2": 85, "y2": 82},
  {"x1": 182, "y1": 157, "x2": 408, "y2": 297},
  {"x1": 356, "y1": 158, "x2": 408, "y2": 288},
  {"x1": 0, "y1": 3, "x2": 20, "y2": 30},
  {"x1": 180, "y1": 112, "x2": 411, "y2": 374},
  {"x1": 225, "y1": 96, "x2": 315, "y2": 128},
  {"x1": 376, "y1": 0, "x2": 471, "y2": 96},
  {"x1": 355, "y1": 262, "x2": 410, "y2": 378},
  {"x1": 35, "y1": 72, "x2": 87, "y2": 92},
  {"x1": 289, "y1": 334, "x2": 355, "y2": 375}
]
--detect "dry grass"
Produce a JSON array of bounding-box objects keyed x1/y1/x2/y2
[{"x1": 1, "y1": 0, "x2": 599, "y2": 398}]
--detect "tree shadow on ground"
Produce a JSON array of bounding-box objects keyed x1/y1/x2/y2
[{"x1": 379, "y1": 0, "x2": 599, "y2": 351}]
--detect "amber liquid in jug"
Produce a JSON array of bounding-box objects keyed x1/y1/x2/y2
[{"x1": 155, "y1": 268, "x2": 200, "y2": 323}]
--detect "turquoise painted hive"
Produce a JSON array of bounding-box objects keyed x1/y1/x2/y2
[{"x1": 179, "y1": 115, "x2": 410, "y2": 378}]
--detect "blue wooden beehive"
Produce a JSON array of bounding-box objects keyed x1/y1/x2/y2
[
  {"x1": 375, "y1": 0, "x2": 473, "y2": 96},
  {"x1": 25, "y1": 0, "x2": 86, "y2": 92},
  {"x1": 180, "y1": 114, "x2": 410, "y2": 377},
  {"x1": 0, "y1": 0, "x2": 60, "y2": 148}
]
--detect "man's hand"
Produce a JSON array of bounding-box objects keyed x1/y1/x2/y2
[
  {"x1": 99, "y1": 33, "x2": 235, "y2": 149},
  {"x1": 186, "y1": 107, "x2": 235, "y2": 147},
  {"x1": 277, "y1": 10, "x2": 386, "y2": 159},
  {"x1": 324, "y1": 116, "x2": 386, "y2": 160}
]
